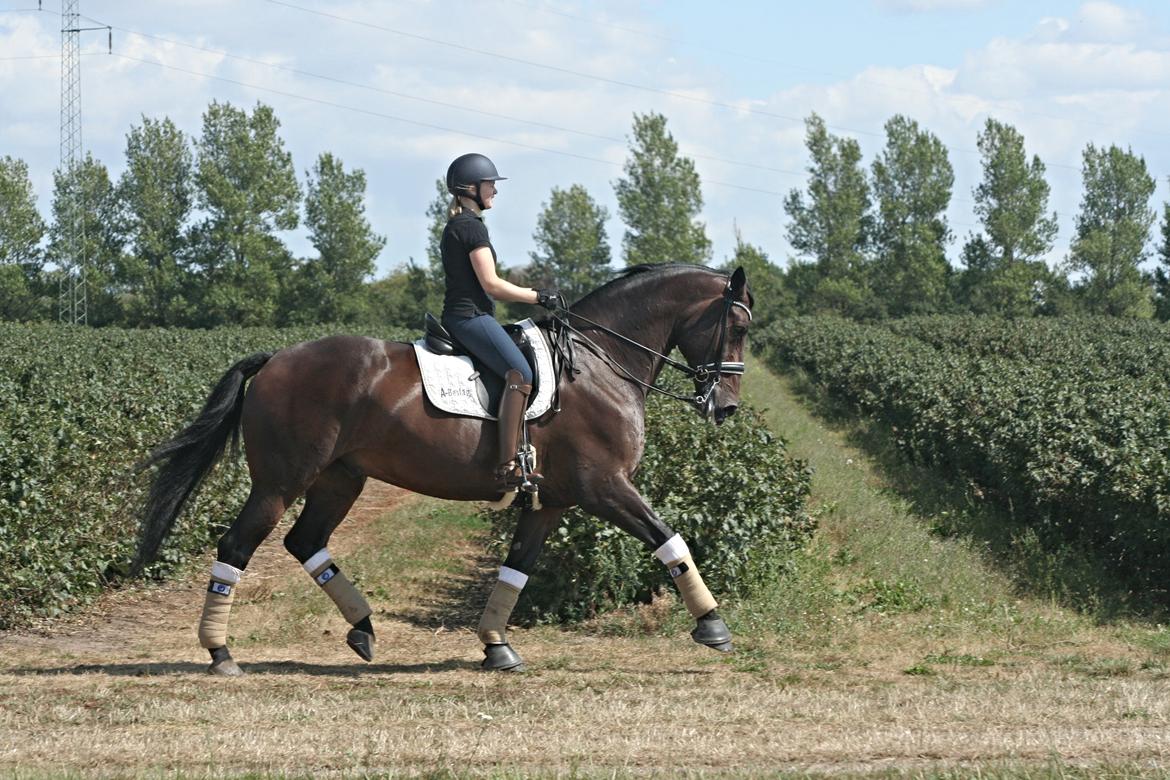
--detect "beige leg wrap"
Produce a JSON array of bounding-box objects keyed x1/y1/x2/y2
[
  {"x1": 304, "y1": 549, "x2": 372, "y2": 625},
  {"x1": 476, "y1": 566, "x2": 528, "y2": 644},
  {"x1": 655, "y1": 535, "x2": 718, "y2": 619},
  {"x1": 667, "y1": 553, "x2": 718, "y2": 618},
  {"x1": 198, "y1": 562, "x2": 242, "y2": 649}
]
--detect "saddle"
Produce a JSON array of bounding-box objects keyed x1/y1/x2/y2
[{"x1": 414, "y1": 314, "x2": 556, "y2": 420}]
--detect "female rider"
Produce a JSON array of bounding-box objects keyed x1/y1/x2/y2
[{"x1": 439, "y1": 153, "x2": 558, "y2": 491}]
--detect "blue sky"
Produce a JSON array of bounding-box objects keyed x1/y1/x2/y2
[{"x1": 2, "y1": 0, "x2": 1170, "y2": 278}]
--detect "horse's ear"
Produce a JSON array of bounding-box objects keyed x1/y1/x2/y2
[{"x1": 730, "y1": 266, "x2": 747, "y2": 295}]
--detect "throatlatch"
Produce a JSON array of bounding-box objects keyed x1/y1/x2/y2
[{"x1": 198, "y1": 561, "x2": 242, "y2": 649}]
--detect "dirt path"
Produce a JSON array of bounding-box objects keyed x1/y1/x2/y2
[
  {"x1": 2, "y1": 451, "x2": 1169, "y2": 776},
  {"x1": 0, "y1": 481, "x2": 413, "y2": 665}
]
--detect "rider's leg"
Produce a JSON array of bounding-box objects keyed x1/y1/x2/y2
[
  {"x1": 444, "y1": 314, "x2": 541, "y2": 489},
  {"x1": 494, "y1": 369, "x2": 533, "y2": 490}
]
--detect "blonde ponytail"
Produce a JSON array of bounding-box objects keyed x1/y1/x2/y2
[{"x1": 447, "y1": 196, "x2": 463, "y2": 219}]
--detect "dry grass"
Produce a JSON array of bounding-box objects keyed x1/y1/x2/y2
[{"x1": 2, "y1": 385, "x2": 1170, "y2": 777}]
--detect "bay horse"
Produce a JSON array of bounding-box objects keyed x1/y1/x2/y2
[{"x1": 133, "y1": 263, "x2": 753, "y2": 674}]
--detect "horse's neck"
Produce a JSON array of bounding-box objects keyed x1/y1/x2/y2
[{"x1": 571, "y1": 286, "x2": 684, "y2": 387}]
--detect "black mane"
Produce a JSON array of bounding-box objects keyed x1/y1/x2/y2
[{"x1": 572, "y1": 263, "x2": 724, "y2": 310}]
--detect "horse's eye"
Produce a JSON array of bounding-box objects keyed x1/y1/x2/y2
[{"x1": 732, "y1": 326, "x2": 748, "y2": 337}]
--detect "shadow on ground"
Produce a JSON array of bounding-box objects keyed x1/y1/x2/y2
[{"x1": 5, "y1": 658, "x2": 477, "y2": 677}]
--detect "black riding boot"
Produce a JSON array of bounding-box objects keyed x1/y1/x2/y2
[{"x1": 495, "y1": 369, "x2": 542, "y2": 491}]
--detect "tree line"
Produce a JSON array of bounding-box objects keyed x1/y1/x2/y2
[
  {"x1": 778, "y1": 113, "x2": 1170, "y2": 323},
  {"x1": 2, "y1": 101, "x2": 1169, "y2": 328}
]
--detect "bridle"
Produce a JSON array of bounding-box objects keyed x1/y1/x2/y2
[{"x1": 549, "y1": 277, "x2": 752, "y2": 419}]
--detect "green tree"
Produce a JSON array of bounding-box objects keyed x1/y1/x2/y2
[
  {"x1": 960, "y1": 118, "x2": 1058, "y2": 316},
  {"x1": 869, "y1": 115, "x2": 954, "y2": 316},
  {"x1": 47, "y1": 153, "x2": 124, "y2": 325},
  {"x1": 1154, "y1": 197, "x2": 1170, "y2": 321},
  {"x1": 783, "y1": 113, "x2": 874, "y2": 316},
  {"x1": 285, "y1": 152, "x2": 385, "y2": 324},
  {"x1": 115, "y1": 116, "x2": 194, "y2": 326},
  {"x1": 1068, "y1": 143, "x2": 1156, "y2": 317},
  {"x1": 189, "y1": 100, "x2": 300, "y2": 326},
  {"x1": 425, "y1": 178, "x2": 448, "y2": 281},
  {"x1": 614, "y1": 112, "x2": 711, "y2": 266},
  {"x1": 722, "y1": 229, "x2": 787, "y2": 328},
  {"x1": 0, "y1": 156, "x2": 47, "y2": 320},
  {"x1": 528, "y1": 183, "x2": 612, "y2": 302},
  {"x1": 364, "y1": 260, "x2": 441, "y2": 330}
]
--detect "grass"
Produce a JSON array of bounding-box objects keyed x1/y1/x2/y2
[
  {"x1": 0, "y1": 364, "x2": 1169, "y2": 777},
  {"x1": 736, "y1": 358, "x2": 1169, "y2": 677}
]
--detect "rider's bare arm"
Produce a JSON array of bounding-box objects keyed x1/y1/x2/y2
[{"x1": 470, "y1": 247, "x2": 539, "y2": 305}]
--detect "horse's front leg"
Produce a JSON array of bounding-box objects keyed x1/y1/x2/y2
[
  {"x1": 477, "y1": 505, "x2": 565, "y2": 672},
  {"x1": 583, "y1": 477, "x2": 733, "y2": 653}
]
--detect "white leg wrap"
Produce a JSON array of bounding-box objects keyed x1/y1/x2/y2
[
  {"x1": 198, "y1": 561, "x2": 242, "y2": 649},
  {"x1": 654, "y1": 535, "x2": 718, "y2": 619},
  {"x1": 304, "y1": 549, "x2": 372, "y2": 625},
  {"x1": 477, "y1": 566, "x2": 527, "y2": 645}
]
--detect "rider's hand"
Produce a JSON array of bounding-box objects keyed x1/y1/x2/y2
[{"x1": 536, "y1": 289, "x2": 561, "y2": 310}]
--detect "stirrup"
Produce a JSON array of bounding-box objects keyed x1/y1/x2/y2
[{"x1": 496, "y1": 465, "x2": 542, "y2": 493}]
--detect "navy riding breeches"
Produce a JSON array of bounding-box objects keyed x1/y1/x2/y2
[{"x1": 443, "y1": 314, "x2": 533, "y2": 385}]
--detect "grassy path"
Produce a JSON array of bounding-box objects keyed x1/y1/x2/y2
[{"x1": 0, "y1": 363, "x2": 1166, "y2": 777}]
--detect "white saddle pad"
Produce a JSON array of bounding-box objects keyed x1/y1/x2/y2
[{"x1": 413, "y1": 318, "x2": 555, "y2": 421}]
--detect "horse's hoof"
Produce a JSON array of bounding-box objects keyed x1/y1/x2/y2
[
  {"x1": 481, "y1": 643, "x2": 525, "y2": 672},
  {"x1": 346, "y1": 628, "x2": 375, "y2": 662},
  {"x1": 208, "y1": 658, "x2": 244, "y2": 676},
  {"x1": 691, "y1": 611, "x2": 733, "y2": 652}
]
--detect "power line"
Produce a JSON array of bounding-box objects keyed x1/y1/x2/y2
[
  {"x1": 106, "y1": 52, "x2": 793, "y2": 199},
  {"x1": 103, "y1": 24, "x2": 810, "y2": 180},
  {"x1": 486, "y1": 0, "x2": 1170, "y2": 145},
  {"x1": 263, "y1": 0, "x2": 877, "y2": 137},
  {"x1": 103, "y1": 52, "x2": 982, "y2": 226},
  {"x1": 265, "y1": 0, "x2": 1082, "y2": 172}
]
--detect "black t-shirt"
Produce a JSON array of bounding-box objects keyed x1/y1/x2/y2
[{"x1": 440, "y1": 210, "x2": 496, "y2": 319}]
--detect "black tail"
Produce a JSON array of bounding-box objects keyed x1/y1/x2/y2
[{"x1": 131, "y1": 352, "x2": 273, "y2": 576}]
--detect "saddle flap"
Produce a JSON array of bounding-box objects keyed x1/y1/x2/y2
[{"x1": 413, "y1": 319, "x2": 556, "y2": 421}]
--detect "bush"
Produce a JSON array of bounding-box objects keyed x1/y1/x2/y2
[
  {"x1": 753, "y1": 315, "x2": 1170, "y2": 606},
  {"x1": 489, "y1": 374, "x2": 814, "y2": 622},
  {"x1": 0, "y1": 323, "x2": 410, "y2": 628}
]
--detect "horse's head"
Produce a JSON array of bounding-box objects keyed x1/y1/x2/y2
[{"x1": 674, "y1": 266, "x2": 753, "y2": 425}]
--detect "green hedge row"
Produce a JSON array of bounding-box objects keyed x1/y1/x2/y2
[
  {"x1": 0, "y1": 323, "x2": 410, "y2": 628},
  {"x1": 490, "y1": 374, "x2": 815, "y2": 622},
  {"x1": 754, "y1": 316, "x2": 1170, "y2": 601},
  {"x1": 2, "y1": 323, "x2": 814, "y2": 629}
]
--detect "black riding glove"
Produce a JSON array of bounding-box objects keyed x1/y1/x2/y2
[{"x1": 536, "y1": 289, "x2": 562, "y2": 310}]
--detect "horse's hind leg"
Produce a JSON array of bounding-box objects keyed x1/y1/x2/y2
[
  {"x1": 199, "y1": 489, "x2": 288, "y2": 676},
  {"x1": 281, "y1": 462, "x2": 373, "y2": 661}
]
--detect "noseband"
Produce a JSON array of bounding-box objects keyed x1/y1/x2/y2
[{"x1": 552, "y1": 277, "x2": 752, "y2": 418}]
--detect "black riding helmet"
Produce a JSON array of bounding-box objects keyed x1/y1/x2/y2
[{"x1": 446, "y1": 153, "x2": 506, "y2": 209}]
